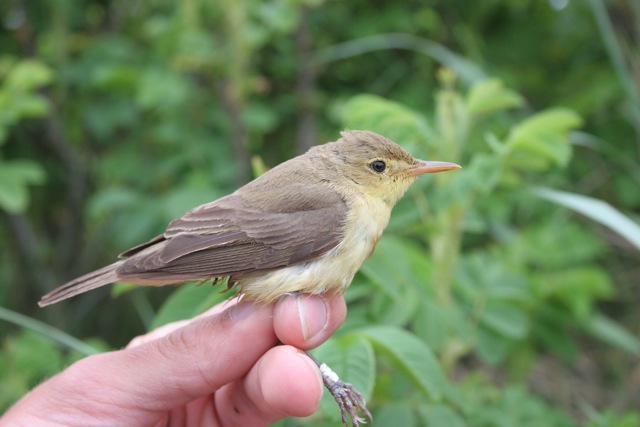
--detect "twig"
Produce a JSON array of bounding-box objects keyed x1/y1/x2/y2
[
  {"x1": 313, "y1": 33, "x2": 486, "y2": 84},
  {"x1": 40, "y1": 91, "x2": 90, "y2": 274},
  {"x1": 219, "y1": 78, "x2": 250, "y2": 184},
  {"x1": 5, "y1": 213, "x2": 59, "y2": 293},
  {"x1": 295, "y1": 5, "x2": 317, "y2": 153}
]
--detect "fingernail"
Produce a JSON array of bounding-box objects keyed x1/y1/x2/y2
[
  {"x1": 297, "y1": 295, "x2": 328, "y2": 341},
  {"x1": 229, "y1": 300, "x2": 257, "y2": 321}
]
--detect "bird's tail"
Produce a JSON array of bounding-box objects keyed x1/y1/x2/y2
[{"x1": 38, "y1": 261, "x2": 123, "y2": 307}]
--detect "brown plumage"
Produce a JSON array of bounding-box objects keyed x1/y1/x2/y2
[{"x1": 39, "y1": 130, "x2": 459, "y2": 307}]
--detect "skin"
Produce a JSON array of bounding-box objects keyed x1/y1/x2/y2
[{"x1": 1, "y1": 293, "x2": 347, "y2": 427}]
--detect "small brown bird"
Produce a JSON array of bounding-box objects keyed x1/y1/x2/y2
[{"x1": 39, "y1": 130, "x2": 460, "y2": 426}]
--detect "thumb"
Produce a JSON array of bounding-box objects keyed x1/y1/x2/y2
[{"x1": 5, "y1": 301, "x2": 277, "y2": 426}]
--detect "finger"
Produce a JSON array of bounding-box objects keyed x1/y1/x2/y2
[
  {"x1": 25, "y1": 300, "x2": 278, "y2": 425},
  {"x1": 215, "y1": 345, "x2": 323, "y2": 426},
  {"x1": 126, "y1": 319, "x2": 190, "y2": 348},
  {"x1": 127, "y1": 296, "x2": 242, "y2": 348},
  {"x1": 273, "y1": 293, "x2": 347, "y2": 349}
]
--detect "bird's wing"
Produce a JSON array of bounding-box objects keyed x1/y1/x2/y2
[{"x1": 117, "y1": 184, "x2": 348, "y2": 280}]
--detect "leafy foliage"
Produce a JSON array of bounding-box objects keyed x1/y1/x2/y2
[
  {"x1": 1, "y1": 0, "x2": 639, "y2": 425},
  {"x1": 0, "y1": 59, "x2": 50, "y2": 212}
]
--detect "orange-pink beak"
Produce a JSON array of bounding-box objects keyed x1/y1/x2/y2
[{"x1": 403, "y1": 160, "x2": 461, "y2": 177}]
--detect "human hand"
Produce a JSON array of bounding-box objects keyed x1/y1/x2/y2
[{"x1": 1, "y1": 294, "x2": 347, "y2": 426}]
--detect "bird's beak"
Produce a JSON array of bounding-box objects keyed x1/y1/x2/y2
[{"x1": 402, "y1": 160, "x2": 461, "y2": 177}]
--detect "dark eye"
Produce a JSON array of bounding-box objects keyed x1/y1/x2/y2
[{"x1": 369, "y1": 160, "x2": 386, "y2": 173}]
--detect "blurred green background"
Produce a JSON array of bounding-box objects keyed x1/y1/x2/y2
[{"x1": 1, "y1": 0, "x2": 639, "y2": 425}]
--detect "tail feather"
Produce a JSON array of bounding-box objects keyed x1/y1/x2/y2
[{"x1": 38, "y1": 262, "x2": 123, "y2": 307}]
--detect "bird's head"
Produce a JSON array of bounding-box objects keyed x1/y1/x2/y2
[{"x1": 317, "y1": 130, "x2": 460, "y2": 206}]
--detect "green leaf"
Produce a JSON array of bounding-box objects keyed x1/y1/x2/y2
[
  {"x1": 445, "y1": 153, "x2": 501, "y2": 201},
  {"x1": 361, "y1": 236, "x2": 429, "y2": 290},
  {"x1": 93, "y1": 64, "x2": 140, "y2": 91},
  {"x1": 150, "y1": 282, "x2": 236, "y2": 329},
  {"x1": 173, "y1": 29, "x2": 221, "y2": 68},
  {"x1": 0, "y1": 180, "x2": 28, "y2": 213},
  {"x1": 534, "y1": 187, "x2": 640, "y2": 251},
  {"x1": 161, "y1": 184, "x2": 220, "y2": 222},
  {"x1": 513, "y1": 108, "x2": 582, "y2": 140},
  {"x1": 242, "y1": 102, "x2": 278, "y2": 133},
  {"x1": 585, "y1": 409, "x2": 640, "y2": 427},
  {"x1": 413, "y1": 300, "x2": 449, "y2": 351},
  {"x1": 455, "y1": 253, "x2": 532, "y2": 304},
  {"x1": 476, "y1": 328, "x2": 511, "y2": 365},
  {"x1": 313, "y1": 335, "x2": 375, "y2": 422},
  {"x1": 531, "y1": 307, "x2": 578, "y2": 362},
  {"x1": 414, "y1": 300, "x2": 473, "y2": 352},
  {"x1": 512, "y1": 219, "x2": 607, "y2": 269},
  {"x1": 341, "y1": 94, "x2": 427, "y2": 147},
  {"x1": 5, "y1": 60, "x2": 53, "y2": 90},
  {"x1": 359, "y1": 236, "x2": 425, "y2": 325},
  {"x1": 584, "y1": 313, "x2": 640, "y2": 355},
  {"x1": 466, "y1": 78, "x2": 524, "y2": 116},
  {"x1": 0, "y1": 93, "x2": 50, "y2": 120},
  {"x1": 256, "y1": 0, "x2": 298, "y2": 33},
  {"x1": 0, "y1": 160, "x2": 46, "y2": 213},
  {"x1": 357, "y1": 325, "x2": 444, "y2": 399},
  {"x1": 375, "y1": 402, "x2": 418, "y2": 427},
  {"x1": 486, "y1": 274, "x2": 531, "y2": 302},
  {"x1": 480, "y1": 302, "x2": 529, "y2": 339},
  {"x1": 506, "y1": 108, "x2": 582, "y2": 169},
  {"x1": 0, "y1": 160, "x2": 45, "y2": 182},
  {"x1": 5, "y1": 331, "x2": 64, "y2": 382},
  {"x1": 469, "y1": 154, "x2": 502, "y2": 194},
  {"x1": 420, "y1": 403, "x2": 468, "y2": 427},
  {"x1": 135, "y1": 68, "x2": 190, "y2": 113},
  {"x1": 534, "y1": 267, "x2": 613, "y2": 320},
  {"x1": 87, "y1": 186, "x2": 140, "y2": 219},
  {"x1": 110, "y1": 282, "x2": 139, "y2": 298}
]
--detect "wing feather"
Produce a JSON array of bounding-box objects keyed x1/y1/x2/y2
[{"x1": 116, "y1": 184, "x2": 347, "y2": 281}]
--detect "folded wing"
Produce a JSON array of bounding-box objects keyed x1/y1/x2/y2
[{"x1": 116, "y1": 184, "x2": 348, "y2": 282}]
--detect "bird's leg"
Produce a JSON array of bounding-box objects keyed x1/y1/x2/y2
[{"x1": 305, "y1": 351, "x2": 373, "y2": 427}]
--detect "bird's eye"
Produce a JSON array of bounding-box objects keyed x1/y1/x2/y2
[{"x1": 369, "y1": 160, "x2": 386, "y2": 173}]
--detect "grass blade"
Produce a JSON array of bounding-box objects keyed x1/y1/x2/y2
[
  {"x1": 0, "y1": 307, "x2": 99, "y2": 356},
  {"x1": 534, "y1": 186, "x2": 640, "y2": 251}
]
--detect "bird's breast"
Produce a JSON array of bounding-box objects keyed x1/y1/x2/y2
[
  {"x1": 334, "y1": 193, "x2": 392, "y2": 272},
  {"x1": 239, "y1": 193, "x2": 392, "y2": 303}
]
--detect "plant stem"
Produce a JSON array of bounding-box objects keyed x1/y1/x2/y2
[
  {"x1": 0, "y1": 307, "x2": 99, "y2": 356},
  {"x1": 431, "y1": 204, "x2": 464, "y2": 305}
]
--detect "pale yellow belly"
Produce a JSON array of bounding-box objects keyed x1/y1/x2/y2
[{"x1": 239, "y1": 194, "x2": 391, "y2": 304}]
